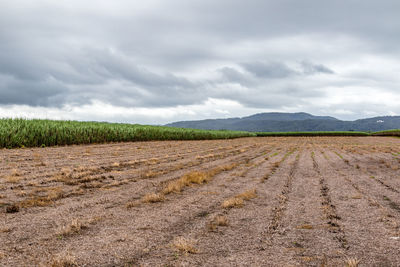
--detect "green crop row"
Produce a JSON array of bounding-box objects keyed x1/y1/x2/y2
[{"x1": 0, "y1": 119, "x2": 256, "y2": 148}]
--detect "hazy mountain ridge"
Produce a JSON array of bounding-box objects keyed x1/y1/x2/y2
[{"x1": 166, "y1": 112, "x2": 400, "y2": 132}]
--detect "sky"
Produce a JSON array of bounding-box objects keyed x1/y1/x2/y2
[{"x1": 1, "y1": 0, "x2": 400, "y2": 124}]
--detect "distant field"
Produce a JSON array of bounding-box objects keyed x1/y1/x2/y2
[
  {"x1": 0, "y1": 119, "x2": 255, "y2": 148},
  {"x1": 1, "y1": 136, "x2": 400, "y2": 266},
  {"x1": 255, "y1": 131, "x2": 370, "y2": 137},
  {"x1": 373, "y1": 129, "x2": 400, "y2": 136},
  {"x1": 1, "y1": 119, "x2": 400, "y2": 149}
]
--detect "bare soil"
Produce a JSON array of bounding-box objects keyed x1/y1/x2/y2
[{"x1": 1, "y1": 137, "x2": 400, "y2": 266}]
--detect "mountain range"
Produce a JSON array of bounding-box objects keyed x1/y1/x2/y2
[{"x1": 166, "y1": 112, "x2": 400, "y2": 132}]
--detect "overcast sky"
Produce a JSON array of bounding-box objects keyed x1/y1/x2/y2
[{"x1": 1, "y1": 0, "x2": 400, "y2": 124}]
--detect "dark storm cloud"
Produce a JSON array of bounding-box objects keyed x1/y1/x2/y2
[{"x1": 0, "y1": 0, "x2": 399, "y2": 120}]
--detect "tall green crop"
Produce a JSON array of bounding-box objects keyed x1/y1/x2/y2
[{"x1": 0, "y1": 119, "x2": 256, "y2": 148}]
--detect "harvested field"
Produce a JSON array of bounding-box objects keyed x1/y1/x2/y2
[{"x1": 1, "y1": 137, "x2": 400, "y2": 266}]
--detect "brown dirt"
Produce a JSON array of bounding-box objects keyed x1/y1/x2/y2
[{"x1": 1, "y1": 137, "x2": 400, "y2": 266}]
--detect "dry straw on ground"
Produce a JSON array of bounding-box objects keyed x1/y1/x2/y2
[
  {"x1": 222, "y1": 189, "x2": 257, "y2": 208},
  {"x1": 172, "y1": 237, "x2": 198, "y2": 254},
  {"x1": 142, "y1": 192, "x2": 165, "y2": 203}
]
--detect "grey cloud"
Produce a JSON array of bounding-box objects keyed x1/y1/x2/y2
[
  {"x1": 0, "y1": 75, "x2": 67, "y2": 107},
  {"x1": 0, "y1": 0, "x2": 399, "y2": 121},
  {"x1": 218, "y1": 67, "x2": 252, "y2": 85},
  {"x1": 241, "y1": 62, "x2": 296, "y2": 79},
  {"x1": 300, "y1": 61, "x2": 334, "y2": 75}
]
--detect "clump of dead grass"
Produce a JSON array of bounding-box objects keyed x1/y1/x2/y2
[
  {"x1": 49, "y1": 253, "x2": 77, "y2": 267},
  {"x1": 163, "y1": 171, "x2": 210, "y2": 194},
  {"x1": 208, "y1": 215, "x2": 229, "y2": 231},
  {"x1": 214, "y1": 215, "x2": 228, "y2": 226},
  {"x1": 141, "y1": 170, "x2": 161, "y2": 179},
  {"x1": 142, "y1": 192, "x2": 165, "y2": 203},
  {"x1": 344, "y1": 257, "x2": 360, "y2": 267},
  {"x1": 296, "y1": 224, "x2": 313, "y2": 229},
  {"x1": 19, "y1": 187, "x2": 64, "y2": 208},
  {"x1": 236, "y1": 189, "x2": 257, "y2": 200},
  {"x1": 5, "y1": 169, "x2": 22, "y2": 183},
  {"x1": 172, "y1": 237, "x2": 198, "y2": 254},
  {"x1": 222, "y1": 197, "x2": 244, "y2": 209},
  {"x1": 222, "y1": 189, "x2": 257, "y2": 209},
  {"x1": 0, "y1": 227, "x2": 12, "y2": 233},
  {"x1": 57, "y1": 219, "x2": 88, "y2": 237},
  {"x1": 126, "y1": 201, "x2": 140, "y2": 208}
]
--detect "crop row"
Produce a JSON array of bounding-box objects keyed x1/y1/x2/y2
[
  {"x1": 1, "y1": 118, "x2": 399, "y2": 148},
  {"x1": 0, "y1": 119, "x2": 255, "y2": 148}
]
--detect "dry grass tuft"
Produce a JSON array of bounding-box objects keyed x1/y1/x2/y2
[
  {"x1": 111, "y1": 162, "x2": 120, "y2": 167},
  {"x1": 141, "y1": 170, "x2": 160, "y2": 179},
  {"x1": 207, "y1": 215, "x2": 229, "y2": 231},
  {"x1": 162, "y1": 179, "x2": 186, "y2": 195},
  {"x1": 163, "y1": 171, "x2": 210, "y2": 194},
  {"x1": 19, "y1": 187, "x2": 64, "y2": 208},
  {"x1": 50, "y1": 253, "x2": 77, "y2": 267},
  {"x1": 126, "y1": 201, "x2": 140, "y2": 209},
  {"x1": 57, "y1": 219, "x2": 88, "y2": 237},
  {"x1": 142, "y1": 193, "x2": 165, "y2": 203},
  {"x1": 222, "y1": 188, "x2": 257, "y2": 209},
  {"x1": 0, "y1": 227, "x2": 12, "y2": 233},
  {"x1": 214, "y1": 215, "x2": 228, "y2": 226},
  {"x1": 5, "y1": 169, "x2": 22, "y2": 183},
  {"x1": 172, "y1": 237, "x2": 198, "y2": 254},
  {"x1": 297, "y1": 224, "x2": 313, "y2": 229},
  {"x1": 344, "y1": 257, "x2": 360, "y2": 267},
  {"x1": 236, "y1": 189, "x2": 257, "y2": 200},
  {"x1": 222, "y1": 197, "x2": 244, "y2": 209}
]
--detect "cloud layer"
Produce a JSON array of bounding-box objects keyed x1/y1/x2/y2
[{"x1": 1, "y1": 0, "x2": 400, "y2": 123}]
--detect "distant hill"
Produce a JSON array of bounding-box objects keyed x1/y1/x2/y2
[{"x1": 166, "y1": 112, "x2": 400, "y2": 132}]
